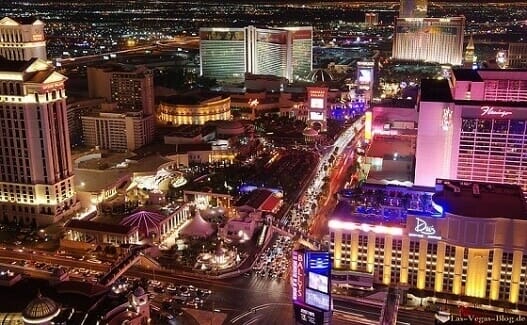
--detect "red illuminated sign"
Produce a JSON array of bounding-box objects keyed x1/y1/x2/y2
[
  {"x1": 480, "y1": 106, "x2": 512, "y2": 118},
  {"x1": 307, "y1": 87, "x2": 328, "y2": 99}
]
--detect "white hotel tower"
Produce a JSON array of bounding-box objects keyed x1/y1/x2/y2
[
  {"x1": 0, "y1": 17, "x2": 46, "y2": 61},
  {"x1": 0, "y1": 17, "x2": 77, "y2": 226}
]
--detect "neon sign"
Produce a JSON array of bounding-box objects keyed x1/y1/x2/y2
[
  {"x1": 297, "y1": 252, "x2": 305, "y2": 303},
  {"x1": 292, "y1": 250, "x2": 305, "y2": 303},
  {"x1": 415, "y1": 217, "x2": 436, "y2": 236},
  {"x1": 480, "y1": 106, "x2": 512, "y2": 118},
  {"x1": 442, "y1": 106, "x2": 452, "y2": 131}
]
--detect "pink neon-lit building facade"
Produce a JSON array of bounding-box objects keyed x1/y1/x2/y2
[{"x1": 415, "y1": 69, "x2": 527, "y2": 192}]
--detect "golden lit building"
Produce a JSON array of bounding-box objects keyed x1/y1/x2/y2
[
  {"x1": 0, "y1": 42, "x2": 77, "y2": 226},
  {"x1": 157, "y1": 92, "x2": 231, "y2": 125},
  {"x1": 392, "y1": 17, "x2": 465, "y2": 65},
  {"x1": 0, "y1": 17, "x2": 46, "y2": 61},
  {"x1": 329, "y1": 179, "x2": 527, "y2": 305}
]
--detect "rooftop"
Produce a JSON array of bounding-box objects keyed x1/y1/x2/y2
[
  {"x1": 367, "y1": 135, "x2": 415, "y2": 158},
  {"x1": 432, "y1": 179, "x2": 527, "y2": 220},
  {"x1": 0, "y1": 57, "x2": 36, "y2": 72},
  {"x1": 452, "y1": 69, "x2": 483, "y2": 82},
  {"x1": 160, "y1": 91, "x2": 228, "y2": 105},
  {"x1": 64, "y1": 219, "x2": 137, "y2": 235},
  {"x1": 419, "y1": 79, "x2": 453, "y2": 102}
]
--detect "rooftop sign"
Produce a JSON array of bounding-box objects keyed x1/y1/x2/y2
[{"x1": 480, "y1": 106, "x2": 512, "y2": 118}]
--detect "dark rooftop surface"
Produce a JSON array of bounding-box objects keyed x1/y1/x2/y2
[
  {"x1": 64, "y1": 219, "x2": 136, "y2": 235},
  {"x1": 419, "y1": 79, "x2": 453, "y2": 102},
  {"x1": 160, "y1": 92, "x2": 227, "y2": 105},
  {"x1": 10, "y1": 16, "x2": 40, "y2": 25},
  {"x1": 0, "y1": 57, "x2": 36, "y2": 72},
  {"x1": 176, "y1": 143, "x2": 213, "y2": 153},
  {"x1": 452, "y1": 69, "x2": 483, "y2": 82},
  {"x1": 373, "y1": 98, "x2": 417, "y2": 108},
  {"x1": 454, "y1": 99, "x2": 527, "y2": 107},
  {"x1": 432, "y1": 179, "x2": 527, "y2": 220}
]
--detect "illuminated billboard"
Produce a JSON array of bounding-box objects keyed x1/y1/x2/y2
[
  {"x1": 308, "y1": 272, "x2": 328, "y2": 294},
  {"x1": 292, "y1": 250, "x2": 305, "y2": 303},
  {"x1": 365, "y1": 111, "x2": 372, "y2": 140},
  {"x1": 310, "y1": 98, "x2": 324, "y2": 109},
  {"x1": 305, "y1": 288, "x2": 331, "y2": 311},
  {"x1": 306, "y1": 251, "x2": 330, "y2": 275},
  {"x1": 309, "y1": 111, "x2": 324, "y2": 121},
  {"x1": 358, "y1": 69, "x2": 372, "y2": 84},
  {"x1": 293, "y1": 250, "x2": 332, "y2": 325}
]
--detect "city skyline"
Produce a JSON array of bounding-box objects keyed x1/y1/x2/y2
[{"x1": 0, "y1": 0, "x2": 526, "y2": 324}]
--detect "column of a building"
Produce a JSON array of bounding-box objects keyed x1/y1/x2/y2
[
  {"x1": 509, "y1": 251, "x2": 523, "y2": 304},
  {"x1": 332, "y1": 230, "x2": 343, "y2": 269},
  {"x1": 416, "y1": 239, "x2": 428, "y2": 290},
  {"x1": 434, "y1": 241, "x2": 446, "y2": 292},
  {"x1": 466, "y1": 248, "x2": 489, "y2": 298},
  {"x1": 399, "y1": 237, "x2": 410, "y2": 285},
  {"x1": 490, "y1": 248, "x2": 502, "y2": 301},
  {"x1": 382, "y1": 235, "x2": 393, "y2": 285},
  {"x1": 366, "y1": 232, "x2": 376, "y2": 273},
  {"x1": 452, "y1": 246, "x2": 465, "y2": 295},
  {"x1": 350, "y1": 231, "x2": 359, "y2": 271}
]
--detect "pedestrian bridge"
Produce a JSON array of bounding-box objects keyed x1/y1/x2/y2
[{"x1": 98, "y1": 245, "x2": 157, "y2": 286}]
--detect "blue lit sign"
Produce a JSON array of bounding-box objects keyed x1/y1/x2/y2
[{"x1": 306, "y1": 251, "x2": 330, "y2": 276}]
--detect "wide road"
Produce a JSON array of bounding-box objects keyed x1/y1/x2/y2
[
  {"x1": 0, "y1": 248, "x2": 439, "y2": 324},
  {"x1": 310, "y1": 134, "x2": 361, "y2": 240},
  {"x1": 333, "y1": 299, "x2": 435, "y2": 325},
  {"x1": 57, "y1": 37, "x2": 199, "y2": 67}
]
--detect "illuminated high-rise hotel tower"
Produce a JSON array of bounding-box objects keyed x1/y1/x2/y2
[
  {"x1": 393, "y1": 0, "x2": 465, "y2": 65},
  {"x1": 0, "y1": 17, "x2": 46, "y2": 61},
  {"x1": 200, "y1": 26, "x2": 313, "y2": 83},
  {"x1": 399, "y1": 0, "x2": 428, "y2": 18},
  {"x1": 0, "y1": 17, "x2": 76, "y2": 226}
]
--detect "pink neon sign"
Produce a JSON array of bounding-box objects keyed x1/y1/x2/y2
[{"x1": 480, "y1": 106, "x2": 512, "y2": 118}]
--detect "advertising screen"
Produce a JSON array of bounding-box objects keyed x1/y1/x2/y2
[
  {"x1": 358, "y1": 69, "x2": 372, "y2": 84},
  {"x1": 309, "y1": 112, "x2": 324, "y2": 121},
  {"x1": 308, "y1": 272, "x2": 328, "y2": 294},
  {"x1": 310, "y1": 98, "x2": 324, "y2": 109},
  {"x1": 305, "y1": 288, "x2": 330, "y2": 311},
  {"x1": 306, "y1": 251, "x2": 330, "y2": 275}
]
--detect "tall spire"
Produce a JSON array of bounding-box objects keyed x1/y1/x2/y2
[{"x1": 464, "y1": 34, "x2": 476, "y2": 67}]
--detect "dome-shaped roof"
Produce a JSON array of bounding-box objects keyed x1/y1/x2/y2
[
  {"x1": 22, "y1": 292, "x2": 60, "y2": 323},
  {"x1": 303, "y1": 127, "x2": 319, "y2": 137},
  {"x1": 133, "y1": 286, "x2": 145, "y2": 297},
  {"x1": 307, "y1": 68, "x2": 335, "y2": 82},
  {"x1": 217, "y1": 120, "x2": 245, "y2": 136},
  {"x1": 120, "y1": 210, "x2": 166, "y2": 237}
]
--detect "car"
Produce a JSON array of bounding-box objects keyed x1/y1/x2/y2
[{"x1": 86, "y1": 259, "x2": 102, "y2": 264}]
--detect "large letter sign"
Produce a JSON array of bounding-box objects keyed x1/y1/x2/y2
[{"x1": 415, "y1": 217, "x2": 436, "y2": 236}]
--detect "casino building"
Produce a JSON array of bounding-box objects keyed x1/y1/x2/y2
[
  {"x1": 199, "y1": 26, "x2": 312, "y2": 83},
  {"x1": 392, "y1": 17, "x2": 465, "y2": 65},
  {"x1": 415, "y1": 69, "x2": 527, "y2": 193},
  {"x1": 157, "y1": 92, "x2": 231, "y2": 125},
  {"x1": 329, "y1": 179, "x2": 527, "y2": 304}
]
